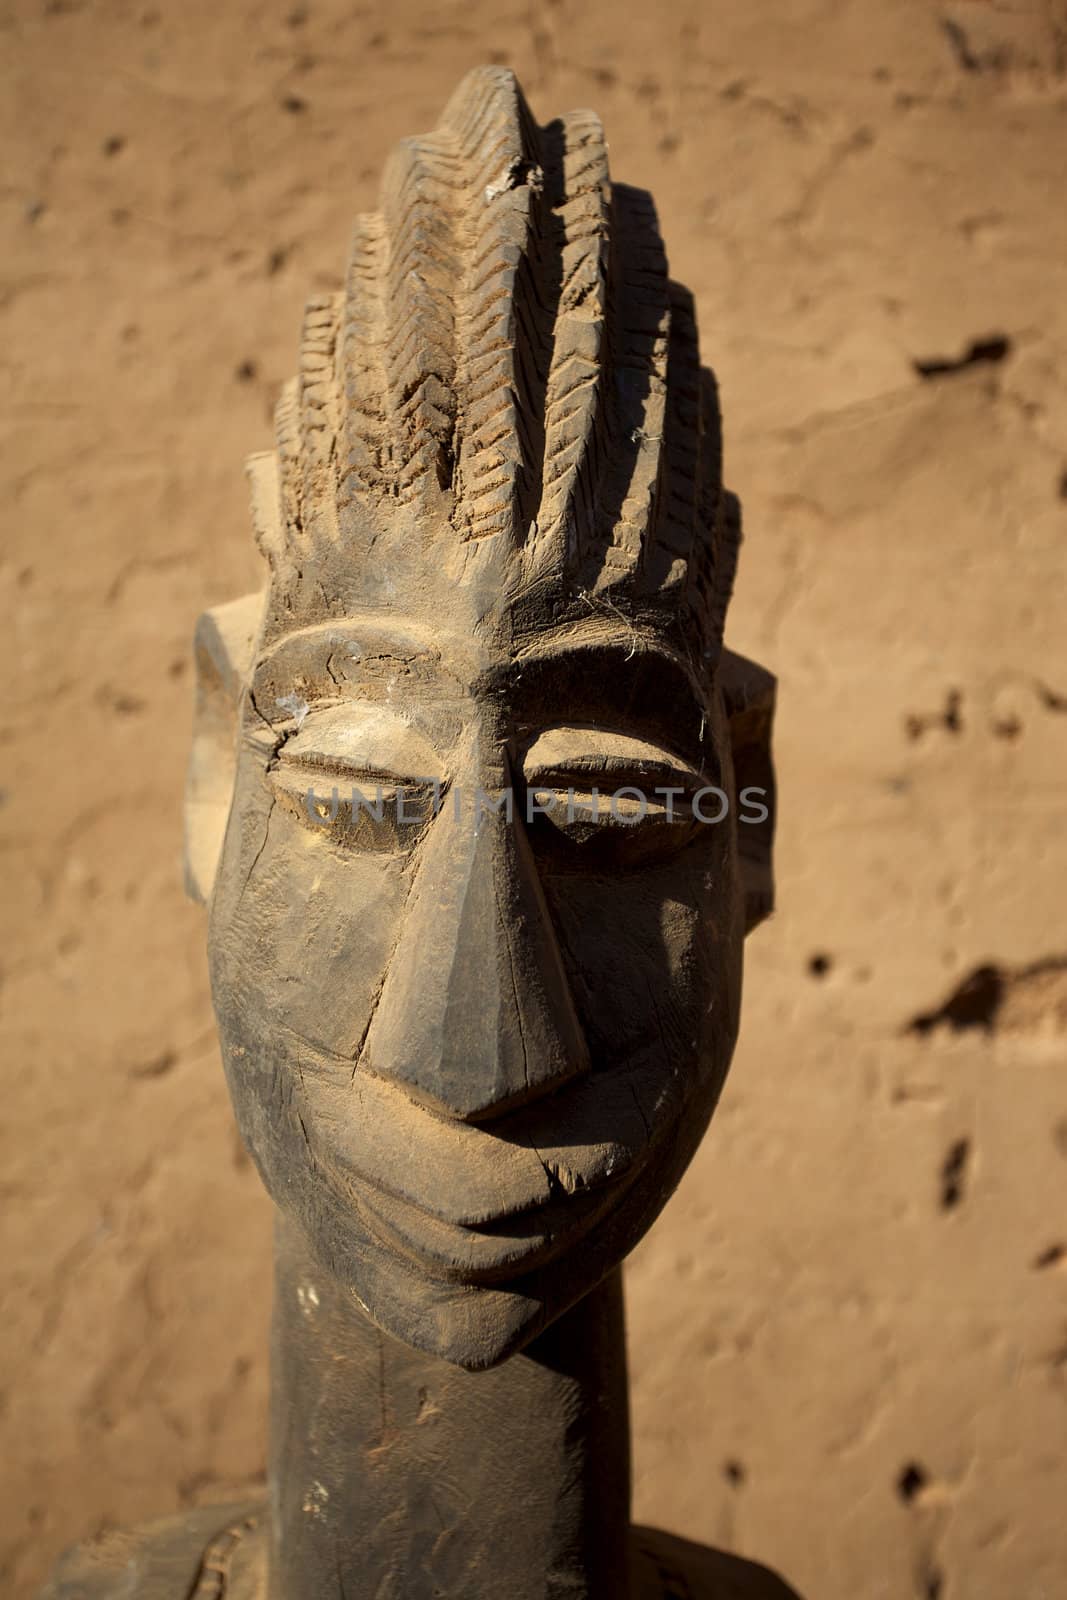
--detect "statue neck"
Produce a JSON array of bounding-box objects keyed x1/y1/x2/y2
[{"x1": 268, "y1": 1213, "x2": 633, "y2": 1600}]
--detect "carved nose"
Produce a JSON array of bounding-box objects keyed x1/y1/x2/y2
[{"x1": 360, "y1": 785, "x2": 589, "y2": 1122}]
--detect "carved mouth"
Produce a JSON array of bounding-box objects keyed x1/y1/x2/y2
[
  {"x1": 346, "y1": 1161, "x2": 630, "y2": 1286},
  {"x1": 307, "y1": 1051, "x2": 658, "y2": 1232},
  {"x1": 287, "y1": 1032, "x2": 673, "y2": 1289}
]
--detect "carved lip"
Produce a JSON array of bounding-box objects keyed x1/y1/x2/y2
[
  {"x1": 312, "y1": 1057, "x2": 654, "y2": 1229},
  {"x1": 344, "y1": 1162, "x2": 632, "y2": 1287}
]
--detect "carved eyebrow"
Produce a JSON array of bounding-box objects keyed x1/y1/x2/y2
[
  {"x1": 256, "y1": 615, "x2": 439, "y2": 668},
  {"x1": 511, "y1": 622, "x2": 689, "y2": 666},
  {"x1": 278, "y1": 704, "x2": 446, "y2": 781},
  {"x1": 247, "y1": 617, "x2": 450, "y2": 717},
  {"x1": 490, "y1": 636, "x2": 711, "y2": 770},
  {"x1": 522, "y1": 727, "x2": 707, "y2": 786}
]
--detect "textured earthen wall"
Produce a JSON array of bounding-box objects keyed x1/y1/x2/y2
[{"x1": 2, "y1": 3, "x2": 1065, "y2": 1597}]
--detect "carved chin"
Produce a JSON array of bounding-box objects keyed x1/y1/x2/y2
[
  {"x1": 267, "y1": 1093, "x2": 715, "y2": 1372},
  {"x1": 217, "y1": 982, "x2": 734, "y2": 1369}
]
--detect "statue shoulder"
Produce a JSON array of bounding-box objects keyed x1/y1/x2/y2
[
  {"x1": 633, "y1": 1526, "x2": 807, "y2": 1600},
  {"x1": 38, "y1": 1504, "x2": 266, "y2": 1600}
]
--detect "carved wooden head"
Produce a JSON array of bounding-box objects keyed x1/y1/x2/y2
[{"x1": 186, "y1": 67, "x2": 775, "y2": 1370}]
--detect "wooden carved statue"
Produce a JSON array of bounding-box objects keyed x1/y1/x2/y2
[{"x1": 42, "y1": 66, "x2": 787, "y2": 1600}]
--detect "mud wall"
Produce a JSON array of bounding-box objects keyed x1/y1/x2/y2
[{"x1": 2, "y1": 3, "x2": 1066, "y2": 1596}]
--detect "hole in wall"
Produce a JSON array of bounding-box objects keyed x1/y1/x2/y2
[
  {"x1": 913, "y1": 335, "x2": 1011, "y2": 379},
  {"x1": 940, "y1": 1139, "x2": 971, "y2": 1210},
  {"x1": 897, "y1": 1462, "x2": 928, "y2": 1504},
  {"x1": 905, "y1": 689, "x2": 963, "y2": 742},
  {"x1": 908, "y1": 965, "x2": 1003, "y2": 1035}
]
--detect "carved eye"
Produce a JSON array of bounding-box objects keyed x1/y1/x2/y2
[
  {"x1": 270, "y1": 766, "x2": 442, "y2": 854},
  {"x1": 523, "y1": 782, "x2": 704, "y2": 867},
  {"x1": 521, "y1": 727, "x2": 720, "y2": 870},
  {"x1": 263, "y1": 702, "x2": 446, "y2": 854}
]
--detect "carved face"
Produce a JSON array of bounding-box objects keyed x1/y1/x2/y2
[{"x1": 186, "y1": 67, "x2": 774, "y2": 1369}]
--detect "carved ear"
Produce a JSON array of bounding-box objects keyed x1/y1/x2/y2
[
  {"x1": 719, "y1": 649, "x2": 776, "y2": 934},
  {"x1": 184, "y1": 591, "x2": 264, "y2": 905}
]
